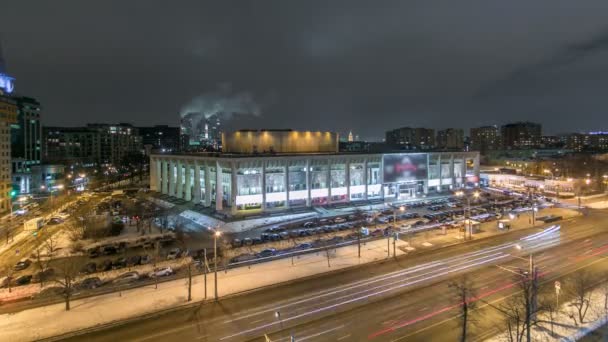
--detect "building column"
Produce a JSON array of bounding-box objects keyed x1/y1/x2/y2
[
  {"x1": 176, "y1": 161, "x2": 183, "y2": 199},
  {"x1": 149, "y1": 158, "x2": 158, "y2": 191},
  {"x1": 363, "y1": 159, "x2": 369, "y2": 201},
  {"x1": 204, "y1": 163, "x2": 211, "y2": 207},
  {"x1": 424, "y1": 154, "x2": 430, "y2": 195},
  {"x1": 261, "y1": 162, "x2": 267, "y2": 211},
  {"x1": 437, "y1": 155, "x2": 442, "y2": 192},
  {"x1": 155, "y1": 159, "x2": 162, "y2": 192},
  {"x1": 473, "y1": 154, "x2": 480, "y2": 180},
  {"x1": 284, "y1": 164, "x2": 290, "y2": 208},
  {"x1": 450, "y1": 154, "x2": 455, "y2": 188},
  {"x1": 168, "y1": 160, "x2": 176, "y2": 196},
  {"x1": 461, "y1": 157, "x2": 467, "y2": 186},
  {"x1": 327, "y1": 159, "x2": 332, "y2": 204},
  {"x1": 305, "y1": 160, "x2": 311, "y2": 207},
  {"x1": 193, "y1": 162, "x2": 201, "y2": 203},
  {"x1": 345, "y1": 160, "x2": 351, "y2": 202},
  {"x1": 161, "y1": 160, "x2": 168, "y2": 194},
  {"x1": 231, "y1": 162, "x2": 238, "y2": 215},
  {"x1": 215, "y1": 161, "x2": 223, "y2": 211},
  {"x1": 184, "y1": 162, "x2": 192, "y2": 201}
]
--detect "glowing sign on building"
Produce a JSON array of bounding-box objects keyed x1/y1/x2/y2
[{"x1": 0, "y1": 74, "x2": 14, "y2": 94}]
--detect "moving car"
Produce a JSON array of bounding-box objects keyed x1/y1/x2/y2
[
  {"x1": 112, "y1": 272, "x2": 140, "y2": 285},
  {"x1": 167, "y1": 248, "x2": 181, "y2": 260},
  {"x1": 258, "y1": 248, "x2": 277, "y2": 258},
  {"x1": 149, "y1": 266, "x2": 173, "y2": 278},
  {"x1": 77, "y1": 277, "x2": 102, "y2": 289}
]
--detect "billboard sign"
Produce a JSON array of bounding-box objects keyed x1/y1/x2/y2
[{"x1": 383, "y1": 153, "x2": 428, "y2": 183}]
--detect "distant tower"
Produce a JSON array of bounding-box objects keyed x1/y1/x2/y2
[
  {"x1": 0, "y1": 40, "x2": 15, "y2": 95},
  {"x1": 348, "y1": 131, "x2": 354, "y2": 142}
]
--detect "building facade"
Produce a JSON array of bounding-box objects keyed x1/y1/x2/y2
[
  {"x1": 150, "y1": 150, "x2": 480, "y2": 215},
  {"x1": 11, "y1": 96, "x2": 42, "y2": 168},
  {"x1": 0, "y1": 95, "x2": 17, "y2": 214},
  {"x1": 436, "y1": 128, "x2": 464, "y2": 150},
  {"x1": 469, "y1": 125, "x2": 500, "y2": 152},
  {"x1": 385, "y1": 127, "x2": 435, "y2": 150},
  {"x1": 501, "y1": 122, "x2": 542, "y2": 149},
  {"x1": 43, "y1": 123, "x2": 143, "y2": 166},
  {"x1": 565, "y1": 132, "x2": 608, "y2": 152},
  {"x1": 138, "y1": 125, "x2": 180, "y2": 152}
]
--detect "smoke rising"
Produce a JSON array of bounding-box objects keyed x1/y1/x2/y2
[{"x1": 180, "y1": 83, "x2": 262, "y2": 120}]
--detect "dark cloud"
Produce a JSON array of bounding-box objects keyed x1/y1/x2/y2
[{"x1": 1, "y1": 0, "x2": 608, "y2": 139}]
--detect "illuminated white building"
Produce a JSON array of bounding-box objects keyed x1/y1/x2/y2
[{"x1": 150, "y1": 130, "x2": 480, "y2": 215}]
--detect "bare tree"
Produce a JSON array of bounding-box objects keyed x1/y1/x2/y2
[
  {"x1": 4, "y1": 267, "x2": 13, "y2": 293},
  {"x1": 33, "y1": 248, "x2": 51, "y2": 288},
  {"x1": 186, "y1": 263, "x2": 193, "y2": 302},
  {"x1": 448, "y1": 275, "x2": 476, "y2": 342},
  {"x1": 44, "y1": 235, "x2": 59, "y2": 257},
  {"x1": 568, "y1": 270, "x2": 593, "y2": 324},
  {"x1": 53, "y1": 258, "x2": 84, "y2": 311}
]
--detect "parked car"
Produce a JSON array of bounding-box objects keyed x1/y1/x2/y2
[
  {"x1": 270, "y1": 234, "x2": 281, "y2": 241},
  {"x1": 127, "y1": 255, "x2": 142, "y2": 266},
  {"x1": 112, "y1": 272, "x2": 140, "y2": 285},
  {"x1": 100, "y1": 259, "x2": 113, "y2": 271},
  {"x1": 258, "y1": 248, "x2": 277, "y2": 258},
  {"x1": 112, "y1": 257, "x2": 127, "y2": 269},
  {"x1": 303, "y1": 221, "x2": 315, "y2": 228},
  {"x1": 13, "y1": 259, "x2": 31, "y2": 271},
  {"x1": 15, "y1": 275, "x2": 32, "y2": 286},
  {"x1": 243, "y1": 238, "x2": 253, "y2": 246},
  {"x1": 140, "y1": 254, "x2": 152, "y2": 265},
  {"x1": 333, "y1": 217, "x2": 346, "y2": 223},
  {"x1": 47, "y1": 217, "x2": 63, "y2": 225},
  {"x1": 78, "y1": 277, "x2": 102, "y2": 289},
  {"x1": 0, "y1": 276, "x2": 12, "y2": 288},
  {"x1": 149, "y1": 266, "x2": 174, "y2": 278},
  {"x1": 80, "y1": 262, "x2": 97, "y2": 274},
  {"x1": 102, "y1": 246, "x2": 118, "y2": 255},
  {"x1": 231, "y1": 239, "x2": 242, "y2": 248},
  {"x1": 167, "y1": 248, "x2": 181, "y2": 260}
]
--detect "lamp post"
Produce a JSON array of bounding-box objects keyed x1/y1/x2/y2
[
  {"x1": 578, "y1": 178, "x2": 591, "y2": 211},
  {"x1": 212, "y1": 229, "x2": 221, "y2": 301},
  {"x1": 513, "y1": 244, "x2": 537, "y2": 341},
  {"x1": 456, "y1": 190, "x2": 479, "y2": 240},
  {"x1": 390, "y1": 206, "x2": 404, "y2": 257}
]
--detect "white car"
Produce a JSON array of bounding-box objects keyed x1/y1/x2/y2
[
  {"x1": 166, "y1": 248, "x2": 181, "y2": 260},
  {"x1": 112, "y1": 271, "x2": 140, "y2": 284},
  {"x1": 333, "y1": 217, "x2": 346, "y2": 223},
  {"x1": 149, "y1": 267, "x2": 173, "y2": 278}
]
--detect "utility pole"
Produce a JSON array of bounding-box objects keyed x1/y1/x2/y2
[{"x1": 203, "y1": 248, "x2": 207, "y2": 299}]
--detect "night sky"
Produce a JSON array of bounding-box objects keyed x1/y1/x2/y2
[{"x1": 2, "y1": 0, "x2": 608, "y2": 140}]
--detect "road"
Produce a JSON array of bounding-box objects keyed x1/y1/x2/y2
[{"x1": 57, "y1": 210, "x2": 608, "y2": 342}]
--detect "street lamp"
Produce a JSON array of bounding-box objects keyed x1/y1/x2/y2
[
  {"x1": 456, "y1": 191, "x2": 479, "y2": 240},
  {"x1": 212, "y1": 229, "x2": 221, "y2": 300}
]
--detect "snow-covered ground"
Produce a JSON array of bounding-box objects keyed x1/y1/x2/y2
[
  {"x1": 179, "y1": 209, "x2": 316, "y2": 233},
  {"x1": 487, "y1": 284, "x2": 608, "y2": 341}
]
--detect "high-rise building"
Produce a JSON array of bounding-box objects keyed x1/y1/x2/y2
[
  {"x1": 138, "y1": 125, "x2": 180, "y2": 152},
  {"x1": 347, "y1": 131, "x2": 354, "y2": 142},
  {"x1": 565, "y1": 132, "x2": 608, "y2": 152},
  {"x1": 385, "y1": 127, "x2": 435, "y2": 150},
  {"x1": 436, "y1": 128, "x2": 464, "y2": 150},
  {"x1": 180, "y1": 113, "x2": 221, "y2": 149},
  {"x1": 0, "y1": 42, "x2": 17, "y2": 214},
  {"x1": 11, "y1": 96, "x2": 42, "y2": 169},
  {"x1": 43, "y1": 123, "x2": 143, "y2": 166},
  {"x1": 0, "y1": 94, "x2": 17, "y2": 214},
  {"x1": 469, "y1": 125, "x2": 500, "y2": 152},
  {"x1": 501, "y1": 122, "x2": 542, "y2": 149}
]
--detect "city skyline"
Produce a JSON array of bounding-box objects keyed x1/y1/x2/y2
[{"x1": 2, "y1": 1, "x2": 608, "y2": 140}]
